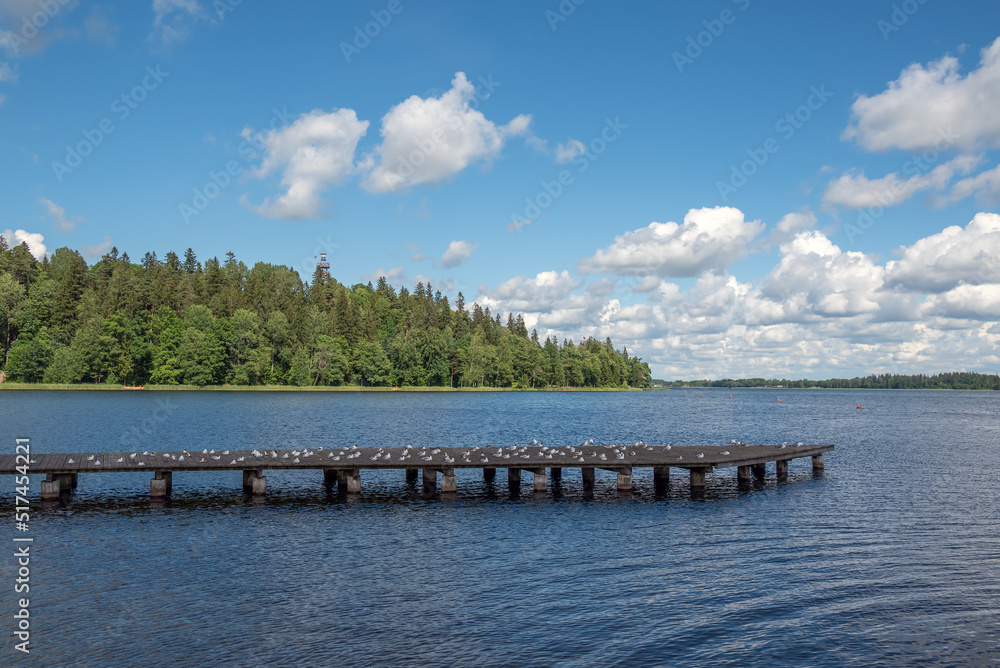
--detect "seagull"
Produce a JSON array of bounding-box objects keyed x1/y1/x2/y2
[
  {"x1": 68, "y1": 458, "x2": 75, "y2": 464},
  {"x1": 696, "y1": 453, "x2": 704, "y2": 459},
  {"x1": 230, "y1": 459, "x2": 237, "y2": 465},
  {"x1": 599, "y1": 453, "x2": 607, "y2": 461},
  {"x1": 116, "y1": 457, "x2": 124, "y2": 463},
  {"x1": 223, "y1": 450, "x2": 230, "y2": 455},
  {"x1": 94, "y1": 460, "x2": 101, "y2": 466},
  {"x1": 87, "y1": 455, "x2": 94, "y2": 461},
  {"x1": 138, "y1": 462, "x2": 145, "y2": 466},
  {"x1": 293, "y1": 458, "x2": 300, "y2": 463},
  {"x1": 212, "y1": 456, "x2": 221, "y2": 460},
  {"x1": 721, "y1": 451, "x2": 730, "y2": 456}
]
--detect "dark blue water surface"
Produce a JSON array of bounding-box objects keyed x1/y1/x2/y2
[{"x1": 1, "y1": 389, "x2": 999, "y2": 667}]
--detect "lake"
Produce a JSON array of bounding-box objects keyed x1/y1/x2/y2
[{"x1": 1, "y1": 389, "x2": 998, "y2": 666}]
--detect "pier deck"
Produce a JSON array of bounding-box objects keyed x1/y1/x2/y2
[{"x1": 1, "y1": 443, "x2": 833, "y2": 499}]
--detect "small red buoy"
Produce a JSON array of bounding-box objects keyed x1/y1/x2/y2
[
  {"x1": 777, "y1": 398, "x2": 781, "y2": 402},
  {"x1": 856, "y1": 405, "x2": 862, "y2": 409}
]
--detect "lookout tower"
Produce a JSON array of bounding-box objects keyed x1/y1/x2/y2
[{"x1": 317, "y1": 252, "x2": 330, "y2": 278}]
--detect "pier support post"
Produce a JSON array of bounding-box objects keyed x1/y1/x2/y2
[
  {"x1": 441, "y1": 469, "x2": 457, "y2": 494},
  {"x1": 533, "y1": 469, "x2": 547, "y2": 492},
  {"x1": 776, "y1": 460, "x2": 788, "y2": 482},
  {"x1": 581, "y1": 467, "x2": 595, "y2": 491},
  {"x1": 811, "y1": 454, "x2": 824, "y2": 473},
  {"x1": 346, "y1": 469, "x2": 361, "y2": 494},
  {"x1": 483, "y1": 467, "x2": 496, "y2": 483},
  {"x1": 406, "y1": 468, "x2": 418, "y2": 484},
  {"x1": 422, "y1": 468, "x2": 437, "y2": 495},
  {"x1": 752, "y1": 463, "x2": 766, "y2": 480},
  {"x1": 690, "y1": 467, "x2": 708, "y2": 496},
  {"x1": 653, "y1": 466, "x2": 669, "y2": 491},
  {"x1": 507, "y1": 468, "x2": 521, "y2": 490},
  {"x1": 243, "y1": 469, "x2": 266, "y2": 496},
  {"x1": 550, "y1": 467, "x2": 562, "y2": 481},
  {"x1": 323, "y1": 469, "x2": 338, "y2": 486},
  {"x1": 41, "y1": 474, "x2": 60, "y2": 500},
  {"x1": 71, "y1": 473, "x2": 78, "y2": 489},
  {"x1": 616, "y1": 467, "x2": 632, "y2": 491},
  {"x1": 151, "y1": 470, "x2": 172, "y2": 497},
  {"x1": 55, "y1": 473, "x2": 75, "y2": 494},
  {"x1": 737, "y1": 465, "x2": 752, "y2": 488}
]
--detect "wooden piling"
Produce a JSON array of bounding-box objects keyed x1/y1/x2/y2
[
  {"x1": 507, "y1": 468, "x2": 521, "y2": 489},
  {"x1": 243, "y1": 469, "x2": 266, "y2": 496},
  {"x1": 812, "y1": 454, "x2": 824, "y2": 472},
  {"x1": 533, "y1": 469, "x2": 547, "y2": 492},
  {"x1": 581, "y1": 467, "x2": 595, "y2": 491},
  {"x1": 616, "y1": 467, "x2": 632, "y2": 491},
  {"x1": 337, "y1": 469, "x2": 349, "y2": 493},
  {"x1": 776, "y1": 460, "x2": 788, "y2": 482},
  {"x1": 323, "y1": 469, "x2": 338, "y2": 486},
  {"x1": 690, "y1": 467, "x2": 708, "y2": 495},
  {"x1": 551, "y1": 467, "x2": 562, "y2": 481},
  {"x1": 441, "y1": 469, "x2": 457, "y2": 494},
  {"x1": 346, "y1": 468, "x2": 361, "y2": 494},
  {"x1": 150, "y1": 470, "x2": 172, "y2": 497},
  {"x1": 422, "y1": 468, "x2": 436, "y2": 495},
  {"x1": 406, "y1": 468, "x2": 418, "y2": 484},
  {"x1": 483, "y1": 467, "x2": 496, "y2": 483},
  {"x1": 752, "y1": 463, "x2": 766, "y2": 480},
  {"x1": 41, "y1": 474, "x2": 60, "y2": 500},
  {"x1": 653, "y1": 465, "x2": 669, "y2": 490}
]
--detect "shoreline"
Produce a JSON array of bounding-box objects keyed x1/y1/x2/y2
[{"x1": 0, "y1": 383, "x2": 645, "y2": 392}]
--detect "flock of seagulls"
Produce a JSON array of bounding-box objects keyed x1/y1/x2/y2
[{"x1": 53, "y1": 439, "x2": 810, "y2": 470}]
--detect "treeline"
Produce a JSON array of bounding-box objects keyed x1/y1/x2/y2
[
  {"x1": 0, "y1": 240, "x2": 651, "y2": 389},
  {"x1": 654, "y1": 372, "x2": 1000, "y2": 391}
]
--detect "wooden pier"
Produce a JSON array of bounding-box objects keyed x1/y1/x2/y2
[{"x1": 1, "y1": 443, "x2": 832, "y2": 500}]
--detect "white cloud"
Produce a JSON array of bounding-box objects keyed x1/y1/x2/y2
[
  {"x1": 477, "y1": 270, "x2": 583, "y2": 313},
  {"x1": 362, "y1": 72, "x2": 530, "y2": 193},
  {"x1": 360, "y1": 266, "x2": 407, "y2": 284},
  {"x1": 244, "y1": 108, "x2": 369, "y2": 220},
  {"x1": 85, "y1": 5, "x2": 119, "y2": 47},
  {"x1": 844, "y1": 37, "x2": 1000, "y2": 152},
  {"x1": 885, "y1": 212, "x2": 1000, "y2": 292},
  {"x1": 554, "y1": 139, "x2": 585, "y2": 164},
  {"x1": 767, "y1": 208, "x2": 817, "y2": 245},
  {"x1": 924, "y1": 284, "x2": 1000, "y2": 319},
  {"x1": 38, "y1": 197, "x2": 81, "y2": 233},
  {"x1": 946, "y1": 163, "x2": 1000, "y2": 205},
  {"x1": 150, "y1": 0, "x2": 203, "y2": 46},
  {"x1": 579, "y1": 206, "x2": 764, "y2": 277},
  {"x1": 441, "y1": 240, "x2": 477, "y2": 268},
  {"x1": 1, "y1": 228, "x2": 46, "y2": 259},
  {"x1": 80, "y1": 236, "x2": 113, "y2": 260},
  {"x1": 822, "y1": 155, "x2": 982, "y2": 209}
]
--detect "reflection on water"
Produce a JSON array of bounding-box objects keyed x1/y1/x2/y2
[{"x1": 2, "y1": 389, "x2": 999, "y2": 666}]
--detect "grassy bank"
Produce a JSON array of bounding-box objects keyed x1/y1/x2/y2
[{"x1": 0, "y1": 383, "x2": 643, "y2": 392}]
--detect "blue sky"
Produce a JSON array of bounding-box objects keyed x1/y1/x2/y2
[{"x1": 2, "y1": 0, "x2": 999, "y2": 379}]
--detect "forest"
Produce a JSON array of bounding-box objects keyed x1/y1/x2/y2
[
  {"x1": 0, "y1": 240, "x2": 652, "y2": 389},
  {"x1": 654, "y1": 372, "x2": 1000, "y2": 391}
]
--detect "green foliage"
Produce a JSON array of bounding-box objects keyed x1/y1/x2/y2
[{"x1": 0, "y1": 244, "x2": 649, "y2": 388}]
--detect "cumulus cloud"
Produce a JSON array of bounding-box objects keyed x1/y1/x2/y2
[
  {"x1": 244, "y1": 108, "x2": 369, "y2": 220},
  {"x1": 362, "y1": 72, "x2": 530, "y2": 193},
  {"x1": 579, "y1": 206, "x2": 764, "y2": 277},
  {"x1": 844, "y1": 37, "x2": 1000, "y2": 152},
  {"x1": 767, "y1": 208, "x2": 817, "y2": 245},
  {"x1": 39, "y1": 197, "x2": 81, "y2": 233},
  {"x1": 554, "y1": 139, "x2": 585, "y2": 164},
  {"x1": 441, "y1": 240, "x2": 477, "y2": 268},
  {"x1": 1, "y1": 228, "x2": 46, "y2": 258},
  {"x1": 885, "y1": 212, "x2": 1000, "y2": 292},
  {"x1": 822, "y1": 155, "x2": 982, "y2": 209},
  {"x1": 477, "y1": 270, "x2": 583, "y2": 313}
]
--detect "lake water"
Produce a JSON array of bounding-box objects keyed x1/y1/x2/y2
[{"x1": 2, "y1": 389, "x2": 999, "y2": 667}]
